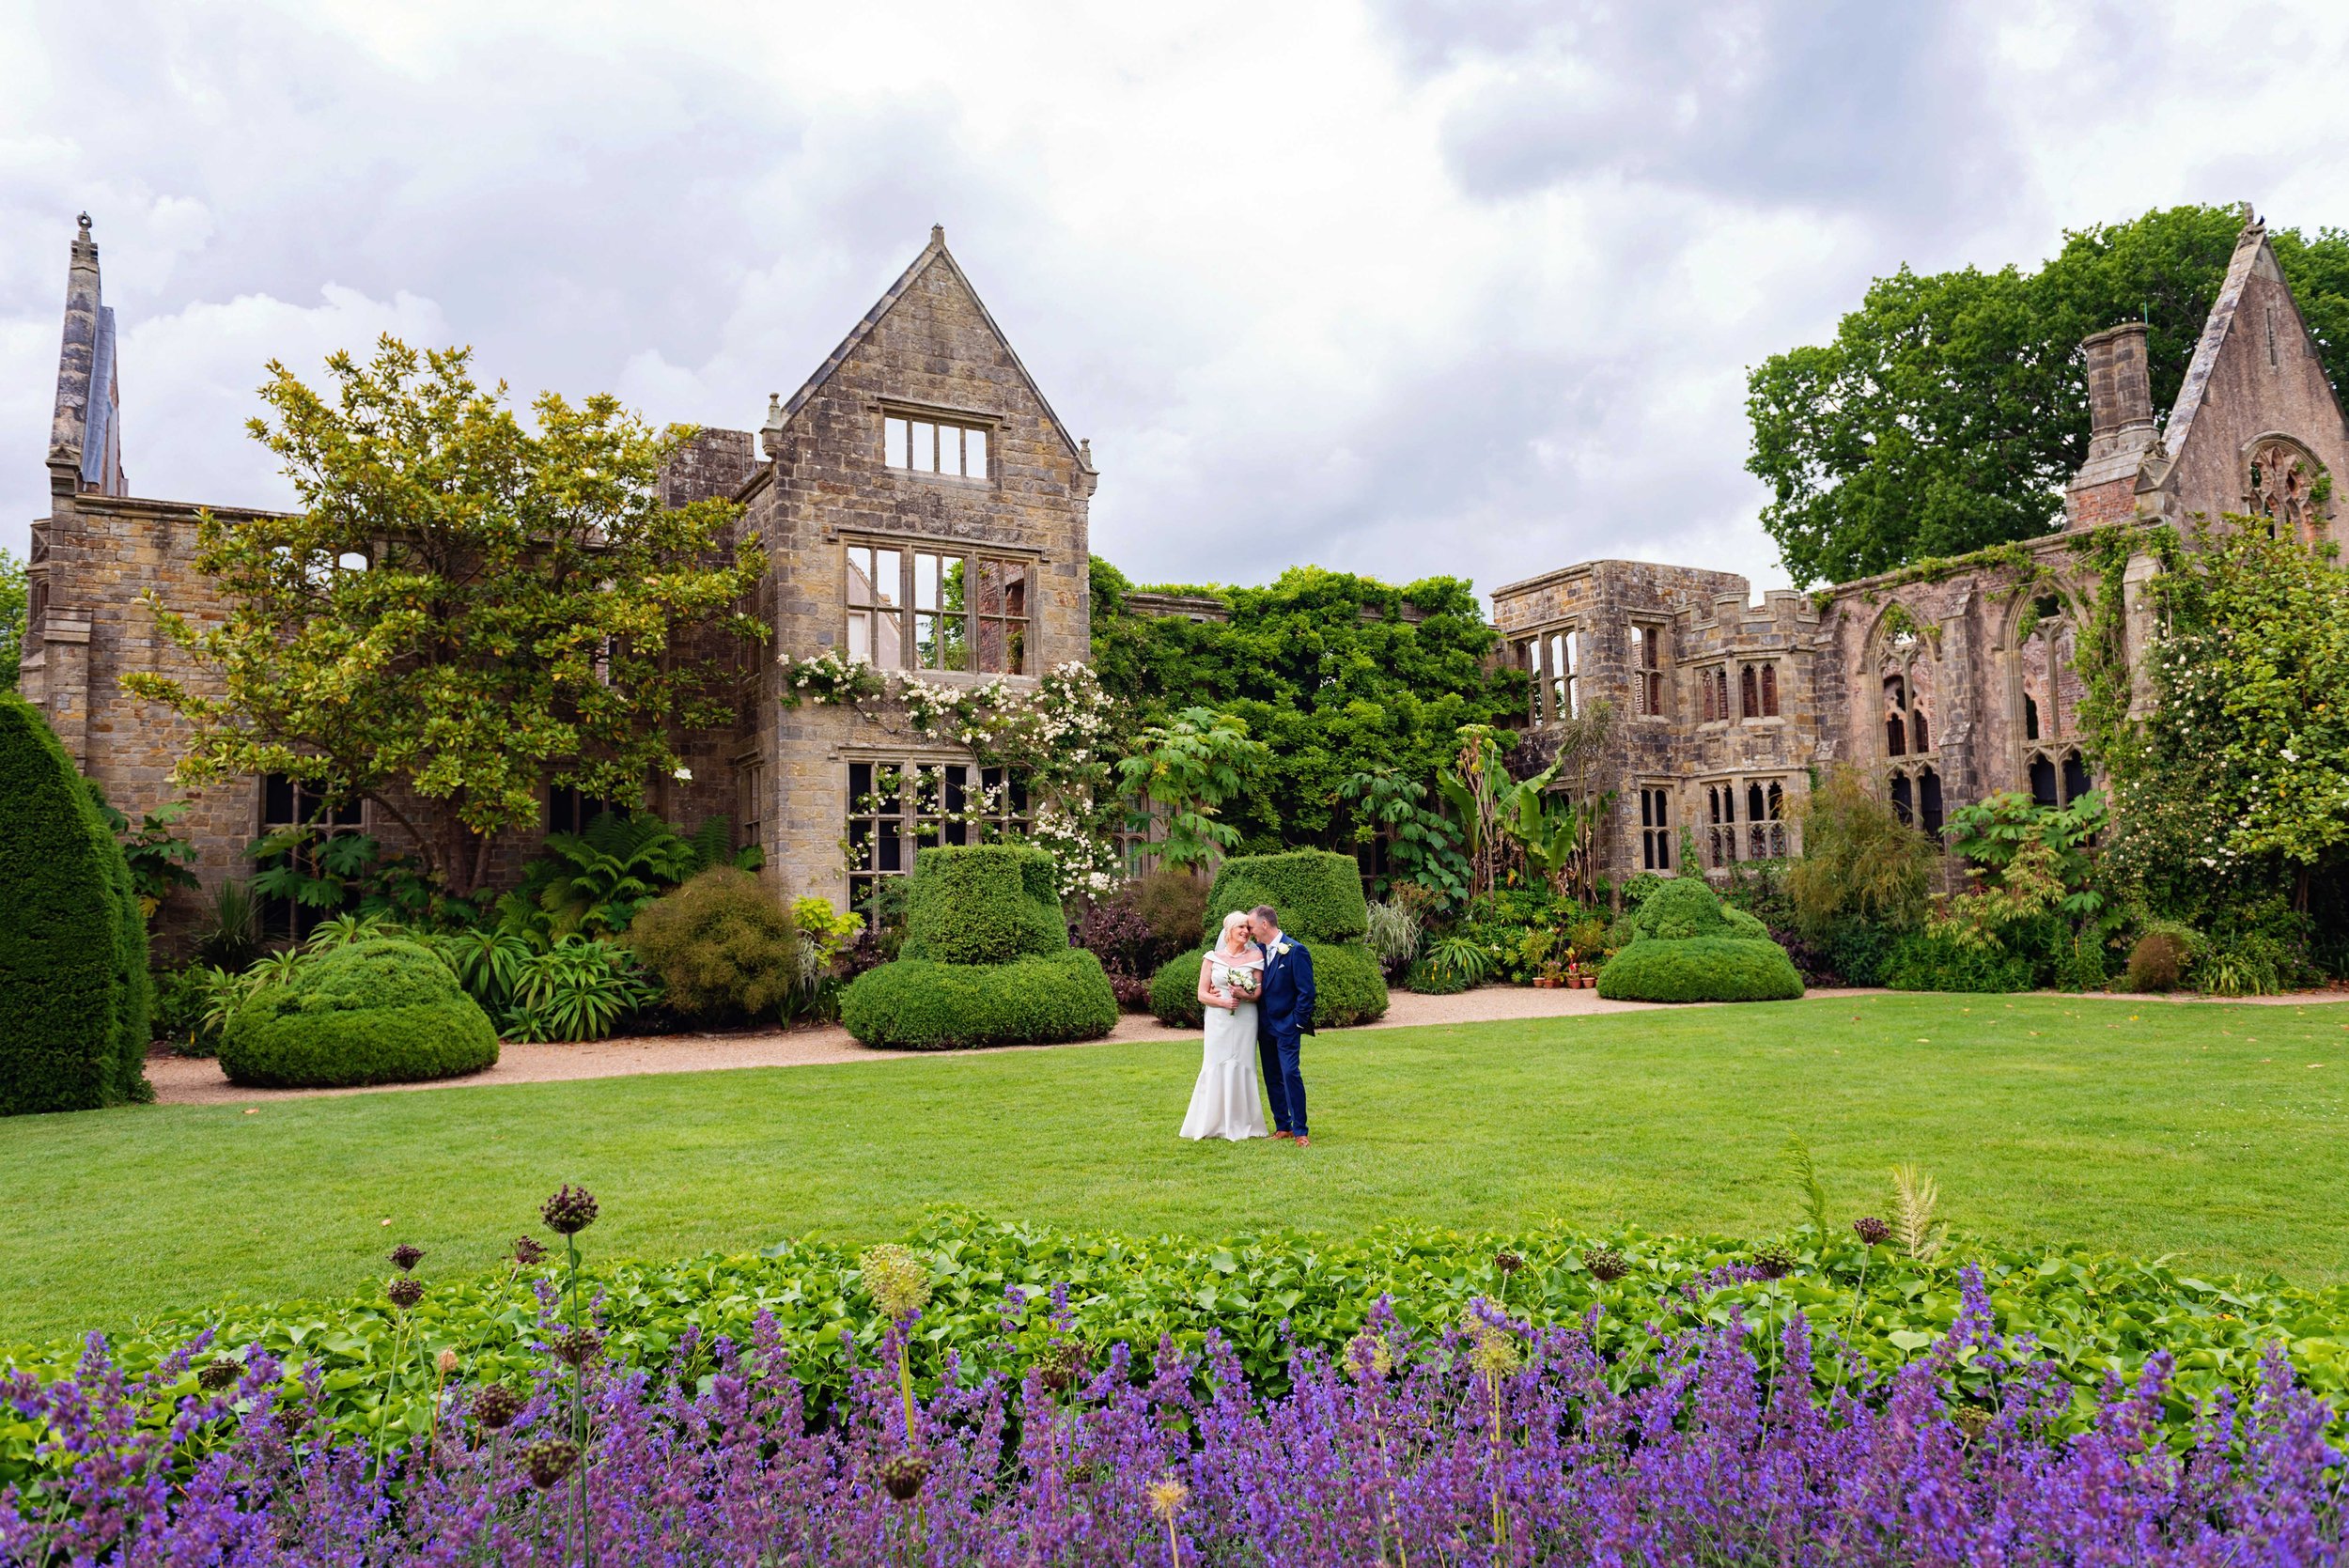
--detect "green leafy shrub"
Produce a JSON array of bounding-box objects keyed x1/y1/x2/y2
[
  {"x1": 627, "y1": 867, "x2": 801, "y2": 1022},
  {"x1": 1147, "y1": 941, "x2": 1390, "y2": 1029},
  {"x1": 1880, "y1": 930, "x2": 2033, "y2": 994},
  {"x1": 843, "y1": 949, "x2": 1118, "y2": 1049},
  {"x1": 843, "y1": 846, "x2": 1113, "y2": 1048},
  {"x1": 1789, "y1": 765, "x2": 1934, "y2": 940},
  {"x1": 505, "y1": 810, "x2": 757, "y2": 939},
  {"x1": 1400, "y1": 956, "x2": 1471, "y2": 994},
  {"x1": 1363, "y1": 899, "x2": 1423, "y2": 975},
  {"x1": 218, "y1": 937, "x2": 498, "y2": 1087},
  {"x1": 11, "y1": 1217, "x2": 2346, "y2": 1473},
  {"x1": 1129, "y1": 867, "x2": 1209, "y2": 955},
  {"x1": 0, "y1": 694, "x2": 151, "y2": 1114},
  {"x1": 2126, "y1": 927, "x2": 2190, "y2": 992},
  {"x1": 502, "y1": 937, "x2": 657, "y2": 1042},
  {"x1": 2052, "y1": 935, "x2": 2112, "y2": 992},
  {"x1": 1200, "y1": 850, "x2": 1370, "y2": 942},
  {"x1": 1596, "y1": 937, "x2": 1804, "y2": 1002},
  {"x1": 1617, "y1": 873, "x2": 1667, "y2": 910},
  {"x1": 1597, "y1": 876, "x2": 1804, "y2": 1002},
  {"x1": 899, "y1": 846, "x2": 1068, "y2": 964}
]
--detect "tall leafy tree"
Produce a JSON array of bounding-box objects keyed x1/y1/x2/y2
[
  {"x1": 1091, "y1": 560, "x2": 1526, "y2": 850},
  {"x1": 1749, "y1": 205, "x2": 2349, "y2": 585},
  {"x1": 126, "y1": 338, "x2": 766, "y2": 893},
  {"x1": 0, "y1": 548, "x2": 24, "y2": 693}
]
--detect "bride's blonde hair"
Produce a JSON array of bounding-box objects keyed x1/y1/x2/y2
[{"x1": 1219, "y1": 909, "x2": 1252, "y2": 949}]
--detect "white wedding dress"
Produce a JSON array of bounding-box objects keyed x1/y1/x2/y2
[{"x1": 1180, "y1": 949, "x2": 1271, "y2": 1141}]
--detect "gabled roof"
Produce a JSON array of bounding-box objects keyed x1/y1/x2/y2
[
  {"x1": 774, "y1": 226, "x2": 1089, "y2": 469},
  {"x1": 2159, "y1": 217, "x2": 2321, "y2": 460}
]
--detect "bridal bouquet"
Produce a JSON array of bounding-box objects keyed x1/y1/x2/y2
[{"x1": 1223, "y1": 965, "x2": 1260, "y2": 998}]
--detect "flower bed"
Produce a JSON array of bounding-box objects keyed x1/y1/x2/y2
[
  {"x1": 5, "y1": 1270, "x2": 2341, "y2": 1563},
  {"x1": 8, "y1": 1216, "x2": 2348, "y2": 1492}
]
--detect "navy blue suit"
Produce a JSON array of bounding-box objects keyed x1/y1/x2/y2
[{"x1": 1254, "y1": 935, "x2": 1316, "y2": 1136}]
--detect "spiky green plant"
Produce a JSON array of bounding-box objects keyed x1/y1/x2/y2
[
  {"x1": 1890, "y1": 1163, "x2": 1949, "y2": 1264},
  {"x1": 1782, "y1": 1134, "x2": 1830, "y2": 1235}
]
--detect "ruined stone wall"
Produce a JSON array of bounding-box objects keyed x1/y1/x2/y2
[{"x1": 751, "y1": 248, "x2": 1097, "y2": 907}]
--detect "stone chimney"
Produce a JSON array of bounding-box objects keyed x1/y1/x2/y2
[{"x1": 2082, "y1": 321, "x2": 2155, "y2": 460}]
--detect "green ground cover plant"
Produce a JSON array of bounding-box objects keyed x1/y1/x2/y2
[
  {"x1": 5, "y1": 996, "x2": 2346, "y2": 1341},
  {"x1": 5, "y1": 1213, "x2": 2339, "y2": 1485},
  {"x1": 218, "y1": 936, "x2": 500, "y2": 1088},
  {"x1": 0, "y1": 694, "x2": 151, "y2": 1115}
]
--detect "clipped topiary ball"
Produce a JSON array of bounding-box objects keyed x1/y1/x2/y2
[
  {"x1": 842, "y1": 948, "x2": 1118, "y2": 1049},
  {"x1": 0, "y1": 694, "x2": 151, "y2": 1115},
  {"x1": 220, "y1": 937, "x2": 499, "y2": 1088},
  {"x1": 1595, "y1": 936, "x2": 1804, "y2": 1002},
  {"x1": 898, "y1": 846, "x2": 1069, "y2": 965},
  {"x1": 1630, "y1": 878, "x2": 1737, "y2": 942},
  {"x1": 1201, "y1": 851, "x2": 1369, "y2": 944}
]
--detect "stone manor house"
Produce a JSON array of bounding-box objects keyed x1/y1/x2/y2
[{"x1": 17, "y1": 211, "x2": 2349, "y2": 927}]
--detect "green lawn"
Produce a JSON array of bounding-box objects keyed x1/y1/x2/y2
[{"x1": 4, "y1": 993, "x2": 2346, "y2": 1345}]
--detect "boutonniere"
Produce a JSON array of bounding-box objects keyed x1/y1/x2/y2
[{"x1": 1276, "y1": 942, "x2": 1292, "y2": 956}]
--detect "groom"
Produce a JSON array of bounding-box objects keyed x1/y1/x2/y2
[{"x1": 1248, "y1": 905, "x2": 1316, "y2": 1147}]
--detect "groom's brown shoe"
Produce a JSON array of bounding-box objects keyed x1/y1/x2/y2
[
  {"x1": 1272, "y1": 1131, "x2": 1297, "y2": 1141},
  {"x1": 1295, "y1": 1135, "x2": 1311, "y2": 1148}
]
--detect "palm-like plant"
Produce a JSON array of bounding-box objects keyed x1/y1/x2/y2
[{"x1": 504, "y1": 938, "x2": 658, "y2": 1042}]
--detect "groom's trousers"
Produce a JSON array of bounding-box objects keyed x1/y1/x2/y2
[{"x1": 1258, "y1": 1028, "x2": 1307, "y2": 1137}]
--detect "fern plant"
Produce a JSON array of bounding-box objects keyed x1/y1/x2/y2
[
  {"x1": 1889, "y1": 1164, "x2": 1948, "y2": 1264},
  {"x1": 506, "y1": 810, "x2": 756, "y2": 939}
]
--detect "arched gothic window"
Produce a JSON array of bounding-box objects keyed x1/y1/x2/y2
[
  {"x1": 2246, "y1": 439, "x2": 2326, "y2": 542},
  {"x1": 1876, "y1": 613, "x2": 1940, "y2": 833},
  {"x1": 2015, "y1": 592, "x2": 2093, "y2": 808}
]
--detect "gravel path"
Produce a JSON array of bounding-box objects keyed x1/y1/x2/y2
[{"x1": 142, "y1": 981, "x2": 2329, "y2": 1108}]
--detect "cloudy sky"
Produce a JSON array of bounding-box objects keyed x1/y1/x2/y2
[{"x1": 5, "y1": 0, "x2": 2347, "y2": 600}]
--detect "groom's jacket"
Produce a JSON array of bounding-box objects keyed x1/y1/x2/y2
[{"x1": 1256, "y1": 937, "x2": 1317, "y2": 1041}]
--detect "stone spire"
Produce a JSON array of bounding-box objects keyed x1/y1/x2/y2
[{"x1": 49, "y1": 213, "x2": 126, "y2": 495}]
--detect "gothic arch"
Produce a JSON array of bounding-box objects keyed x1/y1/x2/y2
[
  {"x1": 2240, "y1": 431, "x2": 2328, "y2": 542},
  {"x1": 1863, "y1": 600, "x2": 1944, "y2": 832},
  {"x1": 2001, "y1": 585, "x2": 2092, "y2": 807}
]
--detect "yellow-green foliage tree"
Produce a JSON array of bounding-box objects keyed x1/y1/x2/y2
[{"x1": 125, "y1": 338, "x2": 766, "y2": 894}]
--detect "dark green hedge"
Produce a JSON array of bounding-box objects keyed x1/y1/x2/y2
[
  {"x1": 898, "y1": 846, "x2": 1067, "y2": 964},
  {"x1": 1596, "y1": 937, "x2": 1805, "y2": 1002},
  {"x1": 1147, "y1": 940, "x2": 1390, "y2": 1030},
  {"x1": 219, "y1": 938, "x2": 500, "y2": 1088},
  {"x1": 1881, "y1": 930, "x2": 2035, "y2": 994},
  {"x1": 841, "y1": 948, "x2": 1119, "y2": 1049},
  {"x1": 1201, "y1": 850, "x2": 1368, "y2": 944},
  {"x1": 0, "y1": 695, "x2": 150, "y2": 1115}
]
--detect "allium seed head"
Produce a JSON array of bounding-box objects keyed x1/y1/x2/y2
[
  {"x1": 1467, "y1": 1318, "x2": 1521, "y2": 1379},
  {"x1": 513, "y1": 1235, "x2": 550, "y2": 1266},
  {"x1": 859, "y1": 1244, "x2": 934, "y2": 1320},
  {"x1": 387, "y1": 1277, "x2": 426, "y2": 1311},
  {"x1": 471, "y1": 1384, "x2": 524, "y2": 1431},
  {"x1": 540, "y1": 1185, "x2": 599, "y2": 1236},
  {"x1": 523, "y1": 1437, "x2": 580, "y2": 1489},
  {"x1": 1752, "y1": 1242, "x2": 1797, "y2": 1281},
  {"x1": 388, "y1": 1244, "x2": 424, "y2": 1273},
  {"x1": 1855, "y1": 1217, "x2": 1892, "y2": 1246},
  {"x1": 552, "y1": 1327, "x2": 604, "y2": 1368},
  {"x1": 1148, "y1": 1478, "x2": 1190, "y2": 1521},
  {"x1": 880, "y1": 1452, "x2": 930, "y2": 1500},
  {"x1": 197, "y1": 1357, "x2": 240, "y2": 1392},
  {"x1": 1494, "y1": 1250, "x2": 1524, "y2": 1276},
  {"x1": 1346, "y1": 1331, "x2": 1394, "y2": 1383},
  {"x1": 436, "y1": 1349, "x2": 459, "y2": 1376},
  {"x1": 1582, "y1": 1246, "x2": 1632, "y2": 1283}
]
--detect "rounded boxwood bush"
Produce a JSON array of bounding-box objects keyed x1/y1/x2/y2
[
  {"x1": 0, "y1": 694, "x2": 151, "y2": 1115},
  {"x1": 842, "y1": 948, "x2": 1119, "y2": 1049},
  {"x1": 220, "y1": 938, "x2": 500, "y2": 1088},
  {"x1": 629, "y1": 866, "x2": 798, "y2": 1022},
  {"x1": 1148, "y1": 940, "x2": 1390, "y2": 1031},
  {"x1": 1595, "y1": 937, "x2": 1805, "y2": 1002},
  {"x1": 899, "y1": 846, "x2": 1067, "y2": 964},
  {"x1": 1200, "y1": 850, "x2": 1368, "y2": 943}
]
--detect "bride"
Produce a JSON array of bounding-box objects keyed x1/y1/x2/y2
[{"x1": 1180, "y1": 911, "x2": 1271, "y2": 1141}]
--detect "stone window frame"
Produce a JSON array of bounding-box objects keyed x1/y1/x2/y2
[
  {"x1": 2000, "y1": 588, "x2": 2095, "y2": 811},
  {"x1": 547, "y1": 784, "x2": 615, "y2": 836},
  {"x1": 735, "y1": 751, "x2": 767, "y2": 860},
  {"x1": 1697, "y1": 662, "x2": 1732, "y2": 725},
  {"x1": 1628, "y1": 620, "x2": 1668, "y2": 719},
  {"x1": 1740, "y1": 660, "x2": 1781, "y2": 721},
  {"x1": 1514, "y1": 623, "x2": 1579, "y2": 723},
  {"x1": 2240, "y1": 430, "x2": 2326, "y2": 543},
  {"x1": 878, "y1": 399, "x2": 1000, "y2": 486},
  {"x1": 842, "y1": 532, "x2": 1036, "y2": 677},
  {"x1": 845, "y1": 752, "x2": 1032, "y2": 916},
  {"x1": 1702, "y1": 774, "x2": 1793, "y2": 868},
  {"x1": 1868, "y1": 603, "x2": 1944, "y2": 836},
  {"x1": 1635, "y1": 782, "x2": 1673, "y2": 871}
]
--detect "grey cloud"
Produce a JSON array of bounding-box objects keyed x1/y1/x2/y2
[{"x1": 1375, "y1": 0, "x2": 2015, "y2": 220}]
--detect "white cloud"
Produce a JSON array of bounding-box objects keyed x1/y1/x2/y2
[{"x1": 4, "y1": 0, "x2": 2348, "y2": 613}]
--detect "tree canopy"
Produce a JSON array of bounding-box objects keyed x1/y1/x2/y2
[
  {"x1": 125, "y1": 337, "x2": 766, "y2": 893},
  {"x1": 1090, "y1": 559, "x2": 1525, "y2": 852},
  {"x1": 0, "y1": 548, "x2": 24, "y2": 694},
  {"x1": 1747, "y1": 205, "x2": 2349, "y2": 586}
]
